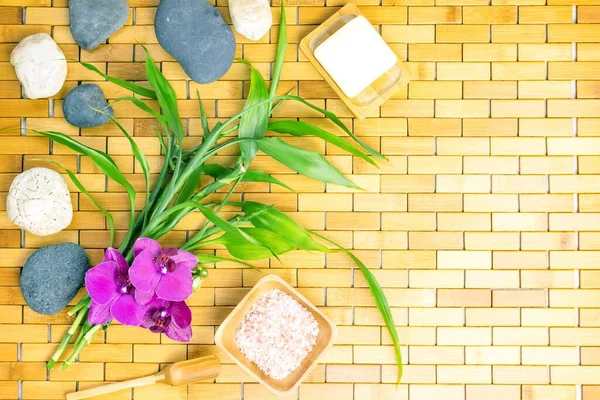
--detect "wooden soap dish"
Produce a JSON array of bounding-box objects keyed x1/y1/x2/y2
[
  {"x1": 300, "y1": 3, "x2": 411, "y2": 119},
  {"x1": 215, "y1": 274, "x2": 337, "y2": 397}
]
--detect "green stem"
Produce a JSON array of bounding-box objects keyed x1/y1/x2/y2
[
  {"x1": 119, "y1": 151, "x2": 172, "y2": 253},
  {"x1": 67, "y1": 295, "x2": 90, "y2": 317},
  {"x1": 188, "y1": 174, "x2": 244, "y2": 247},
  {"x1": 183, "y1": 124, "x2": 239, "y2": 159},
  {"x1": 118, "y1": 195, "x2": 137, "y2": 254},
  {"x1": 150, "y1": 134, "x2": 218, "y2": 219},
  {"x1": 73, "y1": 319, "x2": 92, "y2": 349},
  {"x1": 47, "y1": 306, "x2": 88, "y2": 370},
  {"x1": 62, "y1": 325, "x2": 101, "y2": 370},
  {"x1": 150, "y1": 137, "x2": 251, "y2": 221}
]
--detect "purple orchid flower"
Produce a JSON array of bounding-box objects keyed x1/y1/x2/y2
[
  {"x1": 129, "y1": 238, "x2": 198, "y2": 303},
  {"x1": 141, "y1": 297, "x2": 192, "y2": 342},
  {"x1": 85, "y1": 248, "x2": 146, "y2": 326}
]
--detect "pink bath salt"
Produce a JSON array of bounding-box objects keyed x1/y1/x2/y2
[{"x1": 235, "y1": 289, "x2": 319, "y2": 380}]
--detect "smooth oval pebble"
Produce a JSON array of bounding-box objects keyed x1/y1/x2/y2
[
  {"x1": 21, "y1": 243, "x2": 89, "y2": 315},
  {"x1": 229, "y1": 0, "x2": 272, "y2": 41},
  {"x1": 63, "y1": 84, "x2": 114, "y2": 128},
  {"x1": 155, "y1": 0, "x2": 236, "y2": 84},
  {"x1": 7, "y1": 168, "x2": 73, "y2": 236},
  {"x1": 69, "y1": 0, "x2": 130, "y2": 51},
  {"x1": 10, "y1": 33, "x2": 67, "y2": 99}
]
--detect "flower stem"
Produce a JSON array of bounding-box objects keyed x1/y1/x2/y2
[
  {"x1": 189, "y1": 174, "x2": 243, "y2": 244},
  {"x1": 151, "y1": 130, "x2": 224, "y2": 218},
  {"x1": 119, "y1": 152, "x2": 172, "y2": 254},
  {"x1": 67, "y1": 295, "x2": 90, "y2": 317},
  {"x1": 62, "y1": 325, "x2": 101, "y2": 370},
  {"x1": 73, "y1": 319, "x2": 92, "y2": 349},
  {"x1": 47, "y1": 306, "x2": 88, "y2": 370}
]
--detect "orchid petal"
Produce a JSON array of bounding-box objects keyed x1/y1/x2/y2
[
  {"x1": 88, "y1": 301, "x2": 112, "y2": 325},
  {"x1": 134, "y1": 289, "x2": 155, "y2": 306},
  {"x1": 133, "y1": 238, "x2": 161, "y2": 258},
  {"x1": 85, "y1": 261, "x2": 119, "y2": 305},
  {"x1": 130, "y1": 250, "x2": 161, "y2": 293},
  {"x1": 155, "y1": 267, "x2": 193, "y2": 302},
  {"x1": 110, "y1": 294, "x2": 145, "y2": 326},
  {"x1": 170, "y1": 249, "x2": 198, "y2": 271},
  {"x1": 164, "y1": 319, "x2": 192, "y2": 342},
  {"x1": 170, "y1": 301, "x2": 192, "y2": 328},
  {"x1": 103, "y1": 248, "x2": 129, "y2": 275}
]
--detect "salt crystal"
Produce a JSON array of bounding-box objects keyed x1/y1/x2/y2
[{"x1": 235, "y1": 289, "x2": 319, "y2": 380}]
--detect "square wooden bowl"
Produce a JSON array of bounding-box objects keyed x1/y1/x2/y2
[
  {"x1": 215, "y1": 274, "x2": 337, "y2": 397},
  {"x1": 300, "y1": 3, "x2": 411, "y2": 119}
]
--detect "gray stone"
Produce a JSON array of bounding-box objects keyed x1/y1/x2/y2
[
  {"x1": 69, "y1": 0, "x2": 130, "y2": 51},
  {"x1": 63, "y1": 84, "x2": 113, "y2": 128},
  {"x1": 21, "y1": 243, "x2": 89, "y2": 315},
  {"x1": 155, "y1": 0, "x2": 236, "y2": 84}
]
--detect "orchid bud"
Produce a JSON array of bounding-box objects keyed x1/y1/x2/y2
[{"x1": 192, "y1": 276, "x2": 203, "y2": 291}]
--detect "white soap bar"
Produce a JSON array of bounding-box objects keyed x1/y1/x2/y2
[{"x1": 314, "y1": 15, "x2": 397, "y2": 98}]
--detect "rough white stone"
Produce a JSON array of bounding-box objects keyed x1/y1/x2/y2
[
  {"x1": 7, "y1": 168, "x2": 73, "y2": 236},
  {"x1": 229, "y1": 0, "x2": 272, "y2": 41},
  {"x1": 10, "y1": 33, "x2": 67, "y2": 99}
]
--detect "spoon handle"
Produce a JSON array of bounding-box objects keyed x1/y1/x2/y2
[{"x1": 65, "y1": 373, "x2": 164, "y2": 400}]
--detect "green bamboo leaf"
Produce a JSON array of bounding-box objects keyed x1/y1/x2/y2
[
  {"x1": 42, "y1": 160, "x2": 115, "y2": 248},
  {"x1": 31, "y1": 129, "x2": 137, "y2": 249},
  {"x1": 242, "y1": 201, "x2": 331, "y2": 253},
  {"x1": 238, "y1": 60, "x2": 269, "y2": 166},
  {"x1": 31, "y1": 130, "x2": 135, "y2": 196},
  {"x1": 311, "y1": 231, "x2": 403, "y2": 383},
  {"x1": 97, "y1": 110, "x2": 151, "y2": 227},
  {"x1": 156, "y1": 126, "x2": 168, "y2": 155},
  {"x1": 209, "y1": 228, "x2": 295, "y2": 260},
  {"x1": 196, "y1": 89, "x2": 210, "y2": 136},
  {"x1": 203, "y1": 164, "x2": 292, "y2": 191},
  {"x1": 269, "y1": 2, "x2": 287, "y2": 101},
  {"x1": 143, "y1": 47, "x2": 185, "y2": 143},
  {"x1": 194, "y1": 253, "x2": 257, "y2": 269},
  {"x1": 284, "y1": 95, "x2": 386, "y2": 161},
  {"x1": 110, "y1": 96, "x2": 168, "y2": 127},
  {"x1": 256, "y1": 137, "x2": 361, "y2": 189},
  {"x1": 176, "y1": 165, "x2": 204, "y2": 205},
  {"x1": 79, "y1": 61, "x2": 156, "y2": 99},
  {"x1": 268, "y1": 120, "x2": 377, "y2": 167},
  {"x1": 194, "y1": 203, "x2": 265, "y2": 248}
]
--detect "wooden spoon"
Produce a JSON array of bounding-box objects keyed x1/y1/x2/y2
[{"x1": 65, "y1": 355, "x2": 221, "y2": 400}]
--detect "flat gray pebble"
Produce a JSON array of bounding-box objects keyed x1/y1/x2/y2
[
  {"x1": 63, "y1": 84, "x2": 113, "y2": 128},
  {"x1": 155, "y1": 0, "x2": 236, "y2": 84},
  {"x1": 21, "y1": 243, "x2": 89, "y2": 315},
  {"x1": 69, "y1": 0, "x2": 129, "y2": 51}
]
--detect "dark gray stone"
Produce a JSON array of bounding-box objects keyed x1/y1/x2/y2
[
  {"x1": 155, "y1": 0, "x2": 236, "y2": 84},
  {"x1": 63, "y1": 84, "x2": 114, "y2": 128},
  {"x1": 69, "y1": 0, "x2": 129, "y2": 51},
  {"x1": 21, "y1": 243, "x2": 89, "y2": 315}
]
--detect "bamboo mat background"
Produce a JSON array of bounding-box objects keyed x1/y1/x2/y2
[{"x1": 0, "y1": 0, "x2": 599, "y2": 399}]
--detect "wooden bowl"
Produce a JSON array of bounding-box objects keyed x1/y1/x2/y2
[{"x1": 215, "y1": 274, "x2": 337, "y2": 397}]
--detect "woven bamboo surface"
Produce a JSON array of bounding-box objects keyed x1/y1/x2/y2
[{"x1": 0, "y1": 0, "x2": 599, "y2": 399}]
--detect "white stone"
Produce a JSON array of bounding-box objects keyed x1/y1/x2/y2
[
  {"x1": 229, "y1": 0, "x2": 272, "y2": 41},
  {"x1": 10, "y1": 33, "x2": 68, "y2": 99},
  {"x1": 7, "y1": 168, "x2": 73, "y2": 236}
]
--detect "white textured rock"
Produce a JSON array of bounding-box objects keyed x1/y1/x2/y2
[
  {"x1": 7, "y1": 168, "x2": 73, "y2": 236},
  {"x1": 10, "y1": 33, "x2": 67, "y2": 99},
  {"x1": 229, "y1": 0, "x2": 272, "y2": 41}
]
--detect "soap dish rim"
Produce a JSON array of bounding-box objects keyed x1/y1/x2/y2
[{"x1": 300, "y1": 3, "x2": 411, "y2": 119}]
